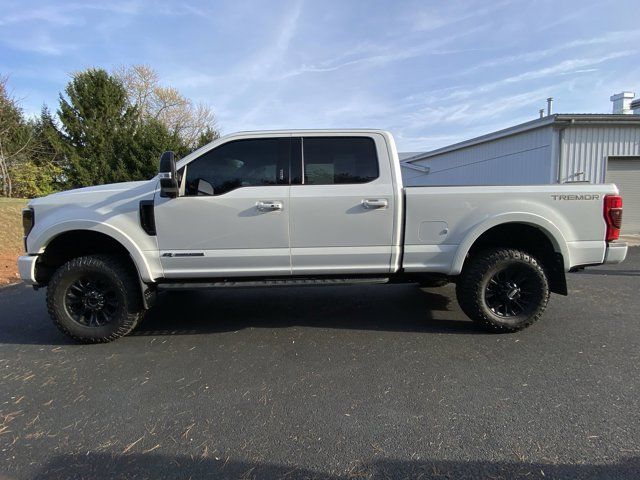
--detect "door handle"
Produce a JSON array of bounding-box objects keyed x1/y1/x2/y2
[
  {"x1": 361, "y1": 198, "x2": 388, "y2": 209},
  {"x1": 256, "y1": 200, "x2": 283, "y2": 212}
]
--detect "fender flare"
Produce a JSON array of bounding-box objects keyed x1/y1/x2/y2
[
  {"x1": 32, "y1": 220, "x2": 156, "y2": 283},
  {"x1": 450, "y1": 212, "x2": 570, "y2": 275}
]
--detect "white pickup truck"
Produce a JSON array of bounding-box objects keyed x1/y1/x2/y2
[{"x1": 18, "y1": 130, "x2": 628, "y2": 342}]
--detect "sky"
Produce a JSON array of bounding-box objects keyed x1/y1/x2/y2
[{"x1": 1, "y1": 0, "x2": 639, "y2": 152}]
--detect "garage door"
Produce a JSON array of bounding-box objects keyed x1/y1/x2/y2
[{"x1": 607, "y1": 157, "x2": 640, "y2": 234}]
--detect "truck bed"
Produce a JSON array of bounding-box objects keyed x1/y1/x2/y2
[{"x1": 402, "y1": 183, "x2": 619, "y2": 275}]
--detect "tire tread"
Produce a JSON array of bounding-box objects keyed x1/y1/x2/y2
[
  {"x1": 456, "y1": 248, "x2": 550, "y2": 333},
  {"x1": 46, "y1": 254, "x2": 142, "y2": 343}
]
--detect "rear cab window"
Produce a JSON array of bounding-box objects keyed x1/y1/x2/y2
[{"x1": 296, "y1": 137, "x2": 379, "y2": 185}]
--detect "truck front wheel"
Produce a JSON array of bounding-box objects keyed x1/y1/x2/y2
[
  {"x1": 46, "y1": 255, "x2": 144, "y2": 343},
  {"x1": 456, "y1": 248, "x2": 550, "y2": 332}
]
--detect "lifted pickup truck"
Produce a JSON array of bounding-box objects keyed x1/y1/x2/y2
[{"x1": 19, "y1": 130, "x2": 628, "y2": 342}]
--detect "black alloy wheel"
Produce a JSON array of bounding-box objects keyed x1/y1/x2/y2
[
  {"x1": 64, "y1": 274, "x2": 121, "y2": 327},
  {"x1": 484, "y1": 264, "x2": 541, "y2": 318}
]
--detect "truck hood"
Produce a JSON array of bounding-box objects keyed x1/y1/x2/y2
[{"x1": 29, "y1": 179, "x2": 158, "y2": 208}]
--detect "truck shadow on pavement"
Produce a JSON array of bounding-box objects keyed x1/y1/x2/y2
[
  {"x1": 31, "y1": 452, "x2": 640, "y2": 480},
  {"x1": 134, "y1": 284, "x2": 483, "y2": 337},
  {"x1": 0, "y1": 284, "x2": 482, "y2": 346}
]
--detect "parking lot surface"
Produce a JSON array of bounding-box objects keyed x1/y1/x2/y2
[{"x1": 0, "y1": 248, "x2": 638, "y2": 479}]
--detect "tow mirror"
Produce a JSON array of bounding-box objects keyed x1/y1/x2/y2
[{"x1": 159, "y1": 151, "x2": 178, "y2": 198}]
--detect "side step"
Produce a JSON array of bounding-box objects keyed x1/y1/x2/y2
[{"x1": 158, "y1": 277, "x2": 390, "y2": 290}]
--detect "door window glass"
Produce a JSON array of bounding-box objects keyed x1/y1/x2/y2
[
  {"x1": 302, "y1": 137, "x2": 378, "y2": 185},
  {"x1": 184, "y1": 138, "x2": 289, "y2": 196}
]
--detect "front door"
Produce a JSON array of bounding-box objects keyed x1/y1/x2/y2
[
  {"x1": 289, "y1": 135, "x2": 396, "y2": 275},
  {"x1": 154, "y1": 137, "x2": 292, "y2": 278}
]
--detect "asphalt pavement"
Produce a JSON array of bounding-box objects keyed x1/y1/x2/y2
[{"x1": 0, "y1": 248, "x2": 639, "y2": 479}]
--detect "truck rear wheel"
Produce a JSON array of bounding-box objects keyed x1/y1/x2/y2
[
  {"x1": 46, "y1": 254, "x2": 144, "y2": 343},
  {"x1": 456, "y1": 248, "x2": 549, "y2": 332}
]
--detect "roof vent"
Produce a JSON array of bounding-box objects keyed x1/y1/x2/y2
[
  {"x1": 610, "y1": 91, "x2": 635, "y2": 114},
  {"x1": 631, "y1": 98, "x2": 640, "y2": 115}
]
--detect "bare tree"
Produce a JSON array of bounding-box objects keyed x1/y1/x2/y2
[
  {"x1": 115, "y1": 65, "x2": 158, "y2": 118},
  {"x1": 0, "y1": 76, "x2": 34, "y2": 197},
  {"x1": 115, "y1": 65, "x2": 219, "y2": 149}
]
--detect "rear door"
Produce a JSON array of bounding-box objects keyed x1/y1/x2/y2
[{"x1": 288, "y1": 134, "x2": 396, "y2": 274}]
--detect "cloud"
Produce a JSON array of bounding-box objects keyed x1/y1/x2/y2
[
  {"x1": 0, "y1": 6, "x2": 79, "y2": 27},
  {"x1": 247, "y1": 0, "x2": 302, "y2": 79},
  {"x1": 0, "y1": 0, "x2": 145, "y2": 56},
  {"x1": 0, "y1": 1, "x2": 142, "y2": 26},
  {"x1": 457, "y1": 29, "x2": 640, "y2": 77},
  {"x1": 417, "y1": 51, "x2": 636, "y2": 105},
  {"x1": 277, "y1": 44, "x2": 481, "y2": 80},
  {"x1": 405, "y1": 0, "x2": 511, "y2": 33},
  {"x1": 175, "y1": 2, "x2": 303, "y2": 89},
  {"x1": 389, "y1": 48, "x2": 637, "y2": 150},
  {"x1": 2, "y1": 31, "x2": 77, "y2": 56},
  {"x1": 398, "y1": 84, "x2": 566, "y2": 134},
  {"x1": 497, "y1": 52, "x2": 633, "y2": 86},
  {"x1": 535, "y1": 3, "x2": 599, "y2": 32},
  {"x1": 276, "y1": 24, "x2": 489, "y2": 80}
]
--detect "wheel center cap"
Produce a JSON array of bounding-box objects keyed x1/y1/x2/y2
[{"x1": 84, "y1": 291, "x2": 105, "y2": 310}]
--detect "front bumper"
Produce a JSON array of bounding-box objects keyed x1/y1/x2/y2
[
  {"x1": 17, "y1": 255, "x2": 38, "y2": 284},
  {"x1": 603, "y1": 241, "x2": 628, "y2": 265}
]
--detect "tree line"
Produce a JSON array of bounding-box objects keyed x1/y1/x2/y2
[{"x1": 0, "y1": 66, "x2": 219, "y2": 198}]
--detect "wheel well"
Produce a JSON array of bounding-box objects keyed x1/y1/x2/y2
[
  {"x1": 465, "y1": 223, "x2": 567, "y2": 295},
  {"x1": 36, "y1": 230, "x2": 138, "y2": 286}
]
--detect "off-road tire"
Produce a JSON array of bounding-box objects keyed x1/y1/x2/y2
[
  {"x1": 46, "y1": 254, "x2": 143, "y2": 343},
  {"x1": 456, "y1": 248, "x2": 550, "y2": 332}
]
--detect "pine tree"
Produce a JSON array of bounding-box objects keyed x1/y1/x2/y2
[
  {"x1": 119, "y1": 117, "x2": 185, "y2": 181},
  {"x1": 58, "y1": 69, "x2": 137, "y2": 186}
]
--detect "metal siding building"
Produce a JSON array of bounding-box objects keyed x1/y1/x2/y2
[
  {"x1": 403, "y1": 122, "x2": 555, "y2": 186},
  {"x1": 560, "y1": 124, "x2": 640, "y2": 183},
  {"x1": 401, "y1": 114, "x2": 640, "y2": 233}
]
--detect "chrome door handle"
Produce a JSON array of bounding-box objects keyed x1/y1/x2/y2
[
  {"x1": 361, "y1": 198, "x2": 388, "y2": 209},
  {"x1": 256, "y1": 200, "x2": 283, "y2": 212}
]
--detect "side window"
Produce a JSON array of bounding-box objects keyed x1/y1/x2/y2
[
  {"x1": 302, "y1": 137, "x2": 379, "y2": 185},
  {"x1": 184, "y1": 138, "x2": 289, "y2": 196}
]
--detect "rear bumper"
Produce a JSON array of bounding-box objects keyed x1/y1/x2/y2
[
  {"x1": 17, "y1": 255, "x2": 38, "y2": 284},
  {"x1": 604, "y1": 241, "x2": 628, "y2": 265}
]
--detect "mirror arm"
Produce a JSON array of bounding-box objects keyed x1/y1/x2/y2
[{"x1": 160, "y1": 178, "x2": 179, "y2": 198}]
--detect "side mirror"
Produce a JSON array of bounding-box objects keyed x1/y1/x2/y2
[{"x1": 159, "y1": 151, "x2": 178, "y2": 198}]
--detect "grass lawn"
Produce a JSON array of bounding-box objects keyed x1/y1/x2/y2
[{"x1": 0, "y1": 197, "x2": 28, "y2": 285}]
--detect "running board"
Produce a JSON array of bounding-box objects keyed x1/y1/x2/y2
[{"x1": 158, "y1": 277, "x2": 390, "y2": 289}]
